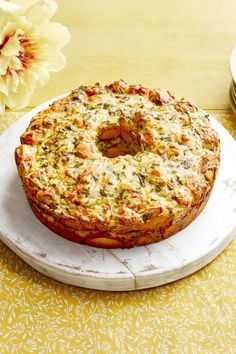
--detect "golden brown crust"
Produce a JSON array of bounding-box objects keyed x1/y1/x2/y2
[
  {"x1": 27, "y1": 187, "x2": 212, "y2": 249},
  {"x1": 15, "y1": 80, "x2": 220, "y2": 248}
]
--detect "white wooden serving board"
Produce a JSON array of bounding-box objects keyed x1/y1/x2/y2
[{"x1": 0, "y1": 98, "x2": 236, "y2": 291}]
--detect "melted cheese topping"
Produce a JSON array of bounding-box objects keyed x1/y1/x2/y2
[{"x1": 16, "y1": 81, "x2": 220, "y2": 233}]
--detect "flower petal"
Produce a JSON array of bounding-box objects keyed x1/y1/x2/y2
[
  {"x1": 6, "y1": 83, "x2": 33, "y2": 109},
  {"x1": 24, "y1": 0, "x2": 57, "y2": 24},
  {"x1": 30, "y1": 64, "x2": 50, "y2": 86},
  {"x1": 9, "y1": 56, "x2": 22, "y2": 71},
  {"x1": 0, "y1": 93, "x2": 6, "y2": 114},
  {"x1": 0, "y1": 55, "x2": 10, "y2": 75},
  {"x1": 0, "y1": 0, "x2": 21, "y2": 16},
  {"x1": 1, "y1": 33, "x2": 21, "y2": 56},
  {"x1": 0, "y1": 77, "x2": 8, "y2": 95},
  {"x1": 37, "y1": 21, "x2": 71, "y2": 49},
  {"x1": 0, "y1": 22, "x2": 17, "y2": 46},
  {"x1": 0, "y1": 19, "x2": 31, "y2": 46},
  {"x1": 20, "y1": 69, "x2": 38, "y2": 88},
  {"x1": 10, "y1": 0, "x2": 33, "y2": 13},
  {"x1": 47, "y1": 52, "x2": 66, "y2": 72},
  {"x1": 5, "y1": 70, "x2": 20, "y2": 93}
]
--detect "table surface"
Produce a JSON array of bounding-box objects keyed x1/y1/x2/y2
[{"x1": 0, "y1": 0, "x2": 236, "y2": 352}]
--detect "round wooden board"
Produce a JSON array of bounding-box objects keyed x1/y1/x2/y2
[{"x1": 0, "y1": 97, "x2": 236, "y2": 291}]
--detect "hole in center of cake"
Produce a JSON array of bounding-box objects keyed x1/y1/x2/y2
[{"x1": 96, "y1": 124, "x2": 141, "y2": 158}]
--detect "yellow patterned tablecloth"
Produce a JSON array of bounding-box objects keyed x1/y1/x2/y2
[{"x1": 0, "y1": 112, "x2": 235, "y2": 353}]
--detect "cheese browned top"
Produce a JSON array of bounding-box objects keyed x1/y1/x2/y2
[{"x1": 15, "y1": 80, "x2": 220, "y2": 240}]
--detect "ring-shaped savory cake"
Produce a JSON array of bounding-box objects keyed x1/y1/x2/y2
[{"x1": 15, "y1": 80, "x2": 220, "y2": 248}]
